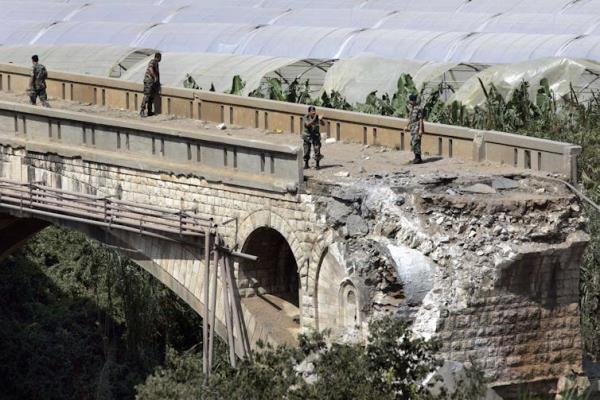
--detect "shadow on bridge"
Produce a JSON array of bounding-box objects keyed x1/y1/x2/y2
[{"x1": 238, "y1": 227, "x2": 300, "y2": 344}]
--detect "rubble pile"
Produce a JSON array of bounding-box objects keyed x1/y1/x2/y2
[{"x1": 309, "y1": 168, "x2": 588, "y2": 392}]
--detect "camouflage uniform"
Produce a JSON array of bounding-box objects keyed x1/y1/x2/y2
[
  {"x1": 408, "y1": 104, "x2": 423, "y2": 156},
  {"x1": 30, "y1": 63, "x2": 48, "y2": 106},
  {"x1": 141, "y1": 59, "x2": 160, "y2": 115},
  {"x1": 302, "y1": 114, "x2": 322, "y2": 164}
]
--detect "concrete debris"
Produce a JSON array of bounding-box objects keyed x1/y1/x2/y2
[
  {"x1": 325, "y1": 137, "x2": 337, "y2": 144},
  {"x1": 216, "y1": 123, "x2": 227, "y2": 130},
  {"x1": 334, "y1": 171, "x2": 350, "y2": 177},
  {"x1": 346, "y1": 215, "x2": 369, "y2": 237},
  {"x1": 461, "y1": 183, "x2": 497, "y2": 194},
  {"x1": 491, "y1": 176, "x2": 520, "y2": 190}
]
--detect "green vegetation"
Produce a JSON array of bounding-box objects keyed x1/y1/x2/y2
[
  {"x1": 0, "y1": 226, "x2": 202, "y2": 399},
  {"x1": 136, "y1": 316, "x2": 486, "y2": 400}
]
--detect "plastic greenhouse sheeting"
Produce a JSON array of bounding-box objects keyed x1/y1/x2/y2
[
  {"x1": 361, "y1": 0, "x2": 466, "y2": 12},
  {"x1": 458, "y1": 0, "x2": 574, "y2": 14},
  {"x1": 478, "y1": 13, "x2": 600, "y2": 35},
  {"x1": 446, "y1": 32, "x2": 577, "y2": 64},
  {"x1": 260, "y1": 0, "x2": 366, "y2": 9},
  {"x1": 563, "y1": 0, "x2": 600, "y2": 15},
  {"x1": 121, "y1": 52, "x2": 299, "y2": 94},
  {"x1": 338, "y1": 29, "x2": 468, "y2": 61},
  {"x1": 0, "y1": 2, "x2": 81, "y2": 23},
  {"x1": 0, "y1": 44, "x2": 153, "y2": 77},
  {"x1": 158, "y1": 0, "x2": 264, "y2": 6},
  {"x1": 68, "y1": 4, "x2": 176, "y2": 23},
  {"x1": 134, "y1": 23, "x2": 257, "y2": 53},
  {"x1": 450, "y1": 57, "x2": 600, "y2": 107},
  {"x1": 320, "y1": 56, "x2": 459, "y2": 104},
  {"x1": 234, "y1": 26, "x2": 356, "y2": 59},
  {"x1": 272, "y1": 9, "x2": 392, "y2": 29},
  {"x1": 558, "y1": 36, "x2": 600, "y2": 60},
  {"x1": 0, "y1": 21, "x2": 51, "y2": 45},
  {"x1": 379, "y1": 12, "x2": 493, "y2": 32},
  {"x1": 31, "y1": 21, "x2": 154, "y2": 46},
  {"x1": 170, "y1": 7, "x2": 287, "y2": 25}
]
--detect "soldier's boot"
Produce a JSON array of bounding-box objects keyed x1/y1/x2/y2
[
  {"x1": 147, "y1": 102, "x2": 154, "y2": 117},
  {"x1": 304, "y1": 160, "x2": 310, "y2": 169},
  {"x1": 41, "y1": 100, "x2": 50, "y2": 108},
  {"x1": 412, "y1": 155, "x2": 423, "y2": 164},
  {"x1": 315, "y1": 159, "x2": 320, "y2": 170}
]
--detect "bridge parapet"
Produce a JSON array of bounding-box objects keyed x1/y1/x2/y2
[
  {"x1": 0, "y1": 100, "x2": 302, "y2": 193},
  {"x1": 0, "y1": 63, "x2": 582, "y2": 182}
]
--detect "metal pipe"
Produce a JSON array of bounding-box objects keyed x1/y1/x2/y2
[
  {"x1": 208, "y1": 235, "x2": 219, "y2": 369},
  {"x1": 208, "y1": 238, "x2": 220, "y2": 374},
  {"x1": 202, "y1": 229, "x2": 210, "y2": 380},
  {"x1": 224, "y1": 252, "x2": 248, "y2": 359},
  {"x1": 221, "y1": 251, "x2": 236, "y2": 367}
]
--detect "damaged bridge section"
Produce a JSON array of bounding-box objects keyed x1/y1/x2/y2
[{"x1": 305, "y1": 170, "x2": 588, "y2": 396}]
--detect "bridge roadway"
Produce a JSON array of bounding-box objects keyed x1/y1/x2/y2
[{"x1": 0, "y1": 90, "x2": 588, "y2": 394}]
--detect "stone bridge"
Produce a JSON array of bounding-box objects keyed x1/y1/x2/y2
[{"x1": 0, "y1": 83, "x2": 589, "y2": 395}]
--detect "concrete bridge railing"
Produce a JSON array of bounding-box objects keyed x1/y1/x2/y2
[
  {"x1": 0, "y1": 100, "x2": 302, "y2": 194},
  {"x1": 0, "y1": 63, "x2": 582, "y2": 182}
]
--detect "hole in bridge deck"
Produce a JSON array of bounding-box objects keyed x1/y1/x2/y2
[{"x1": 238, "y1": 227, "x2": 300, "y2": 344}]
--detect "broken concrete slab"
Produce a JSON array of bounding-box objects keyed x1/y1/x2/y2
[
  {"x1": 491, "y1": 177, "x2": 520, "y2": 190},
  {"x1": 461, "y1": 183, "x2": 497, "y2": 194}
]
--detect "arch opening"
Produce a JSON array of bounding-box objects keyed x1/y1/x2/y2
[{"x1": 239, "y1": 227, "x2": 299, "y2": 307}]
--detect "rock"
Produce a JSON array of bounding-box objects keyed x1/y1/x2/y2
[
  {"x1": 335, "y1": 171, "x2": 350, "y2": 177},
  {"x1": 346, "y1": 215, "x2": 369, "y2": 237},
  {"x1": 359, "y1": 166, "x2": 366, "y2": 173},
  {"x1": 418, "y1": 173, "x2": 458, "y2": 186},
  {"x1": 325, "y1": 137, "x2": 336, "y2": 144},
  {"x1": 492, "y1": 177, "x2": 520, "y2": 190},
  {"x1": 422, "y1": 361, "x2": 503, "y2": 400},
  {"x1": 326, "y1": 200, "x2": 352, "y2": 224},
  {"x1": 216, "y1": 123, "x2": 227, "y2": 130},
  {"x1": 462, "y1": 183, "x2": 497, "y2": 194}
]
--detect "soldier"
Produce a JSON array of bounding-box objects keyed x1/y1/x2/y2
[
  {"x1": 28, "y1": 55, "x2": 49, "y2": 107},
  {"x1": 140, "y1": 52, "x2": 161, "y2": 117},
  {"x1": 406, "y1": 94, "x2": 424, "y2": 164},
  {"x1": 303, "y1": 105, "x2": 325, "y2": 169}
]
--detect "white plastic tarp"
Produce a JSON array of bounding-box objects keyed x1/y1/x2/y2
[
  {"x1": 68, "y1": 4, "x2": 176, "y2": 23},
  {"x1": 458, "y1": 0, "x2": 573, "y2": 14},
  {"x1": 260, "y1": 0, "x2": 366, "y2": 9},
  {"x1": 121, "y1": 52, "x2": 298, "y2": 94},
  {"x1": 320, "y1": 56, "x2": 459, "y2": 104},
  {"x1": 450, "y1": 57, "x2": 600, "y2": 107},
  {"x1": 159, "y1": 0, "x2": 264, "y2": 6},
  {"x1": 170, "y1": 7, "x2": 287, "y2": 25},
  {"x1": 134, "y1": 23, "x2": 257, "y2": 53},
  {"x1": 338, "y1": 29, "x2": 467, "y2": 61},
  {"x1": 234, "y1": 26, "x2": 356, "y2": 58},
  {"x1": 379, "y1": 12, "x2": 493, "y2": 33},
  {"x1": 0, "y1": 44, "x2": 150, "y2": 76},
  {"x1": 0, "y1": 2, "x2": 81, "y2": 23},
  {"x1": 479, "y1": 13, "x2": 600, "y2": 35},
  {"x1": 558, "y1": 36, "x2": 600, "y2": 60},
  {"x1": 273, "y1": 9, "x2": 392, "y2": 29},
  {"x1": 361, "y1": 0, "x2": 465, "y2": 12},
  {"x1": 31, "y1": 21, "x2": 154, "y2": 46},
  {"x1": 0, "y1": 21, "x2": 51, "y2": 45},
  {"x1": 446, "y1": 32, "x2": 577, "y2": 64},
  {"x1": 563, "y1": 0, "x2": 600, "y2": 15}
]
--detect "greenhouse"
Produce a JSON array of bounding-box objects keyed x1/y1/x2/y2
[{"x1": 0, "y1": 0, "x2": 598, "y2": 107}]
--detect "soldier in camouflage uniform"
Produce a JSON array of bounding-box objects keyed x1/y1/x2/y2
[
  {"x1": 140, "y1": 52, "x2": 161, "y2": 117},
  {"x1": 303, "y1": 105, "x2": 325, "y2": 169},
  {"x1": 29, "y1": 55, "x2": 49, "y2": 107},
  {"x1": 407, "y1": 94, "x2": 424, "y2": 164}
]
